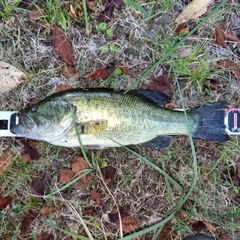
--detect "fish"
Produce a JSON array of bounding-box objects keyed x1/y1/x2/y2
[{"x1": 11, "y1": 88, "x2": 230, "y2": 149}]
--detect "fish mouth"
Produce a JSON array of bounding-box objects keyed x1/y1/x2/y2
[{"x1": 18, "y1": 112, "x2": 36, "y2": 130}]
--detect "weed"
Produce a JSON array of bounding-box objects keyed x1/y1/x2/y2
[
  {"x1": 39, "y1": 0, "x2": 68, "y2": 31},
  {"x1": 0, "y1": 0, "x2": 20, "y2": 20}
]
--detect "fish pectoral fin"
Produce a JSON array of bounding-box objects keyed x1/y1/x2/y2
[
  {"x1": 141, "y1": 135, "x2": 172, "y2": 149},
  {"x1": 79, "y1": 119, "x2": 108, "y2": 135}
]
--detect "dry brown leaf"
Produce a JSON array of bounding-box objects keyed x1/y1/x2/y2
[
  {"x1": 90, "y1": 188, "x2": 101, "y2": 206},
  {"x1": 28, "y1": 9, "x2": 41, "y2": 23},
  {"x1": 21, "y1": 210, "x2": 39, "y2": 236},
  {"x1": 225, "y1": 32, "x2": 240, "y2": 43},
  {"x1": 109, "y1": 207, "x2": 129, "y2": 223},
  {"x1": 37, "y1": 233, "x2": 54, "y2": 240},
  {"x1": 82, "y1": 209, "x2": 96, "y2": 216},
  {"x1": 0, "y1": 149, "x2": 14, "y2": 176},
  {"x1": 178, "y1": 211, "x2": 187, "y2": 219},
  {"x1": 149, "y1": 74, "x2": 174, "y2": 98},
  {"x1": 156, "y1": 222, "x2": 179, "y2": 240},
  {"x1": 58, "y1": 168, "x2": 74, "y2": 184},
  {"x1": 21, "y1": 153, "x2": 32, "y2": 164},
  {"x1": 219, "y1": 234, "x2": 230, "y2": 240},
  {"x1": 203, "y1": 221, "x2": 216, "y2": 231},
  {"x1": 31, "y1": 172, "x2": 52, "y2": 200},
  {"x1": 22, "y1": 139, "x2": 40, "y2": 161},
  {"x1": 215, "y1": 25, "x2": 227, "y2": 48},
  {"x1": 117, "y1": 215, "x2": 138, "y2": 233},
  {"x1": 72, "y1": 157, "x2": 90, "y2": 188},
  {"x1": 175, "y1": 0, "x2": 212, "y2": 24},
  {"x1": 0, "y1": 196, "x2": 12, "y2": 210},
  {"x1": 165, "y1": 102, "x2": 176, "y2": 109},
  {"x1": 237, "y1": 165, "x2": 240, "y2": 178},
  {"x1": 84, "y1": 63, "x2": 116, "y2": 82},
  {"x1": 0, "y1": 61, "x2": 29, "y2": 93},
  {"x1": 41, "y1": 206, "x2": 57, "y2": 216},
  {"x1": 69, "y1": 4, "x2": 77, "y2": 19},
  {"x1": 53, "y1": 25, "x2": 75, "y2": 65},
  {"x1": 192, "y1": 220, "x2": 206, "y2": 232},
  {"x1": 56, "y1": 84, "x2": 73, "y2": 92},
  {"x1": 174, "y1": 23, "x2": 189, "y2": 35},
  {"x1": 62, "y1": 66, "x2": 80, "y2": 78},
  {"x1": 98, "y1": 0, "x2": 124, "y2": 22},
  {"x1": 103, "y1": 166, "x2": 116, "y2": 184},
  {"x1": 217, "y1": 59, "x2": 240, "y2": 78}
]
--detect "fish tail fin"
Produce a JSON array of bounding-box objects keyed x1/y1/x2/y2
[{"x1": 191, "y1": 101, "x2": 230, "y2": 142}]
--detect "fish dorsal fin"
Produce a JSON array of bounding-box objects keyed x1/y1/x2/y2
[
  {"x1": 141, "y1": 135, "x2": 172, "y2": 149},
  {"x1": 79, "y1": 120, "x2": 108, "y2": 135},
  {"x1": 130, "y1": 90, "x2": 171, "y2": 106}
]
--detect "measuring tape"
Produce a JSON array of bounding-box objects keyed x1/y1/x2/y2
[
  {"x1": 0, "y1": 110, "x2": 240, "y2": 138},
  {"x1": 0, "y1": 111, "x2": 19, "y2": 137},
  {"x1": 225, "y1": 108, "x2": 240, "y2": 135}
]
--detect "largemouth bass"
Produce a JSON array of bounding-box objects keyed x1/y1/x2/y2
[{"x1": 11, "y1": 89, "x2": 229, "y2": 149}]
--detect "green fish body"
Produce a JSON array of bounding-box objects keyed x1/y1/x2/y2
[{"x1": 11, "y1": 89, "x2": 229, "y2": 149}]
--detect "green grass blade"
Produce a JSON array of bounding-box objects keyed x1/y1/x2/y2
[
  {"x1": 118, "y1": 212, "x2": 175, "y2": 240},
  {"x1": 55, "y1": 227, "x2": 90, "y2": 239},
  {"x1": 45, "y1": 169, "x2": 92, "y2": 198},
  {"x1": 125, "y1": 0, "x2": 229, "y2": 92},
  {"x1": 123, "y1": 0, "x2": 149, "y2": 18}
]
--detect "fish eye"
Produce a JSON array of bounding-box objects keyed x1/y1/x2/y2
[{"x1": 31, "y1": 105, "x2": 38, "y2": 113}]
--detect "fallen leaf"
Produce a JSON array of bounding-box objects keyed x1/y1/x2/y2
[
  {"x1": 0, "y1": 61, "x2": 29, "y2": 93},
  {"x1": 219, "y1": 234, "x2": 230, "y2": 240},
  {"x1": 217, "y1": 59, "x2": 240, "y2": 78},
  {"x1": 37, "y1": 233, "x2": 54, "y2": 240},
  {"x1": 109, "y1": 207, "x2": 129, "y2": 223},
  {"x1": 26, "y1": 97, "x2": 42, "y2": 108},
  {"x1": 224, "y1": 32, "x2": 240, "y2": 43},
  {"x1": 90, "y1": 188, "x2": 101, "y2": 206},
  {"x1": 22, "y1": 139, "x2": 40, "y2": 160},
  {"x1": 41, "y1": 206, "x2": 57, "y2": 216},
  {"x1": 62, "y1": 66, "x2": 80, "y2": 78},
  {"x1": 178, "y1": 211, "x2": 187, "y2": 219},
  {"x1": 237, "y1": 165, "x2": 240, "y2": 179},
  {"x1": 53, "y1": 25, "x2": 75, "y2": 65},
  {"x1": 21, "y1": 210, "x2": 38, "y2": 236},
  {"x1": 149, "y1": 74, "x2": 174, "y2": 98},
  {"x1": 58, "y1": 168, "x2": 74, "y2": 184},
  {"x1": 82, "y1": 209, "x2": 96, "y2": 216},
  {"x1": 98, "y1": 0, "x2": 124, "y2": 22},
  {"x1": 192, "y1": 220, "x2": 206, "y2": 232},
  {"x1": 72, "y1": 157, "x2": 90, "y2": 188},
  {"x1": 56, "y1": 84, "x2": 73, "y2": 92},
  {"x1": 0, "y1": 196, "x2": 12, "y2": 210},
  {"x1": 0, "y1": 149, "x2": 14, "y2": 176},
  {"x1": 21, "y1": 153, "x2": 32, "y2": 164},
  {"x1": 69, "y1": 4, "x2": 77, "y2": 19},
  {"x1": 165, "y1": 102, "x2": 176, "y2": 109},
  {"x1": 156, "y1": 222, "x2": 178, "y2": 240},
  {"x1": 215, "y1": 25, "x2": 227, "y2": 48},
  {"x1": 117, "y1": 215, "x2": 138, "y2": 233},
  {"x1": 28, "y1": 9, "x2": 41, "y2": 23},
  {"x1": 84, "y1": 63, "x2": 116, "y2": 82},
  {"x1": 175, "y1": 0, "x2": 212, "y2": 24},
  {"x1": 103, "y1": 166, "x2": 116, "y2": 184},
  {"x1": 31, "y1": 172, "x2": 52, "y2": 200},
  {"x1": 203, "y1": 221, "x2": 216, "y2": 231},
  {"x1": 174, "y1": 23, "x2": 189, "y2": 35}
]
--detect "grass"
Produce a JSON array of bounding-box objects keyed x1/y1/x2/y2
[{"x1": 1, "y1": 0, "x2": 240, "y2": 239}]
